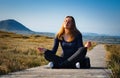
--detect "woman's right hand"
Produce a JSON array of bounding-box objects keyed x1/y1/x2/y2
[{"x1": 38, "y1": 47, "x2": 47, "y2": 53}]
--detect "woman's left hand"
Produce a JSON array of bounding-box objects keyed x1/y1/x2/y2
[{"x1": 85, "y1": 41, "x2": 91, "y2": 48}]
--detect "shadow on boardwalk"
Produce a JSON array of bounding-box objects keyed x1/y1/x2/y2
[{"x1": 0, "y1": 44, "x2": 111, "y2": 78}]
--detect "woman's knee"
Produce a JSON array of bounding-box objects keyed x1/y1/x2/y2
[
  {"x1": 78, "y1": 47, "x2": 87, "y2": 53},
  {"x1": 77, "y1": 47, "x2": 87, "y2": 58},
  {"x1": 44, "y1": 50, "x2": 53, "y2": 61},
  {"x1": 78, "y1": 47, "x2": 87, "y2": 51}
]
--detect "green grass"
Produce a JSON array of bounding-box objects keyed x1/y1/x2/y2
[{"x1": 105, "y1": 44, "x2": 120, "y2": 78}]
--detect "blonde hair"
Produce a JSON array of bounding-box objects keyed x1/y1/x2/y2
[{"x1": 56, "y1": 16, "x2": 81, "y2": 41}]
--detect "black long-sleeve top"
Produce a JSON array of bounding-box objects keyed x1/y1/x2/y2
[{"x1": 51, "y1": 34, "x2": 84, "y2": 60}]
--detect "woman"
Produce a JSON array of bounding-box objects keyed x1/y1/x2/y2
[{"x1": 38, "y1": 16, "x2": 91, "y2": 68}]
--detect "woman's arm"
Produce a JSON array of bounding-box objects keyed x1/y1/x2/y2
[
  {"x1": 77, "y1": 34, "x2": 91, "y2": 49},
  {"x1": 38, "y1": 38, "x2": 59, "y2": 54},
  {"x1": 51, "y1": 38, "x2": 59, "y2": 54},
  {"x1": 77, "y1": 34, "x2": 84, "y2": 48}
]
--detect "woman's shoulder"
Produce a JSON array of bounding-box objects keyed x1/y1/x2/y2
[
  {"x1": 76, "y1": 33, "x2": 82, "y2": 38},
  {"x1": 55, "y1": 34, "x2": 64, "y2": 41},
  {"x1": 54, "y1": 36, "x2": 62, "y2": 42}
]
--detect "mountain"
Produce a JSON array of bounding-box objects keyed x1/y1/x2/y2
[
  {"x1": 0, "y1": 19, "x2": 34, "y2": 34},
  {"x1": 0, "y1": 19, "x2": 119, "y2": 41},
  {"x1": 82, "y1": 32, "x2": 99, "y2": 36}
]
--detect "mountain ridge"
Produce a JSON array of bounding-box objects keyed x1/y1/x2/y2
[
  {"x1": 0, "y1": 19, "x2": 120, "y2": 44},
  {"x1": 0, "y1": 19, "x2": 34, "y2": 34},
  {"x1": 0, "y1": 19, "x2": 119, "y2": 37}
]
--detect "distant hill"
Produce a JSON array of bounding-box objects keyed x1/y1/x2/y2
[
  {"x1": 0, "y1": 19, "x2": 120, "y2": 44},
  {"x1": 0, "y1": 19, "x2": 34, "y2": 34},
  {"x1": 82, "y1": 32, "x2": 99, "y2": 36},
  {"x1": 0, "y1": 19, "x2": 55, "y2": 37}
]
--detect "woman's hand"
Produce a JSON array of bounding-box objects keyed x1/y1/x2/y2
[
  {"x1": 38, "y1": 47, "x2": 47, "y2": 53},
  {"x1": 85, "y1": 41, "x2": 91, "y2": 48}
]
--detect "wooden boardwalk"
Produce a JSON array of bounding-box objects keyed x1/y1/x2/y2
[{"x1": 0, "y1": 44, "x2": 111, "y2": 78}]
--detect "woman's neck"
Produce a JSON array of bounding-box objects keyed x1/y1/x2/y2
[
  {"x1": 64, "y1": 29, "x2": 73, "y2": 42},
  {"x1": 64, "y1": 29, "x2": 70, "y2": 35}
]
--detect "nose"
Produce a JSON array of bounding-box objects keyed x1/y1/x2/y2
[{"x1": 66, "y1": 22, "x2": 69, "y2": 26}]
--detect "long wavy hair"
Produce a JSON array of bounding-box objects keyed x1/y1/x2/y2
[{"x1": 56, "y1": 16, "x2": 81, "y2": 41}]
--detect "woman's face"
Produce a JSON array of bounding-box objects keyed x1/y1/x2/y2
[{"x1": 63, "y1": 17, "x2": 73, "y2": 29}]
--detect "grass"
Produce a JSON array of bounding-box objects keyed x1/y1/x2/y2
[
  {"x1": 105, "y1": 44, "x2": 120, "y2": 78},
  {"x1": 0, "y1": 30, "x2": 97, "y2": 75},
  {"x1": 0, "y1": 31, "x2": 52, "y2": 75}
]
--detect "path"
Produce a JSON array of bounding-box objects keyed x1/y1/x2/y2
[{"x1": 0, "y1": 44, "x2": 111, "y2": 78}]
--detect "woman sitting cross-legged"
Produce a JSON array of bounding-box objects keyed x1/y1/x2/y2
[{"x1": 38, "y1": 16, "x2": 91, "y2": 69}]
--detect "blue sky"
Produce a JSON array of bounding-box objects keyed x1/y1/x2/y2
[{"x1": 0, "y1": 0, "x2": 120, "y2": 36}]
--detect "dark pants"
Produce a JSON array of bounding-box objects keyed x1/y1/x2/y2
[{"x1": 44, "y1": 47, "x2": 87, "y2": 68}]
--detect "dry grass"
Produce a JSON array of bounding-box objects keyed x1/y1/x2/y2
[
  {"x1": 104, "y1": 44, "x2": 120, "y2": 78},
  {"x1": 0, "y1": 31, "x2": 97, "y2": 75},
  {"x1": 0, "y1": 31, "x2": 53, "y2": 75}
]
